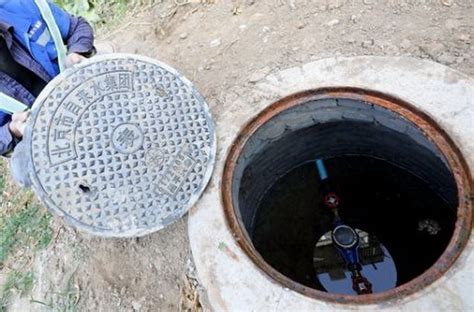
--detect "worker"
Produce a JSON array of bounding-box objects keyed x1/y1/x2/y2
[{"x1": 0, "y1": 0, "x2": 95, "y2": 186}]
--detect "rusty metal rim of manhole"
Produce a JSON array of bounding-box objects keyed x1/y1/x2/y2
[{"x1": 221, "y1": 87, "x2": 473, "y2": 305}]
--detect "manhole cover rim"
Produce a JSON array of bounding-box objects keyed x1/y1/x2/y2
[{"x1": 24, "y1": 53, "x2": 217, "y2": 237}]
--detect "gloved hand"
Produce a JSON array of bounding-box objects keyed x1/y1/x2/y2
[
  {"x1": 8, "y1": 110, "x2": 30, "y2": 138},
  {"x1": 65, "y1": 52, "x2": 87, "y2": 68}
]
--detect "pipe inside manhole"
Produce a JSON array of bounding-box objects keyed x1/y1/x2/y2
[{"x1": 223, "y1": 88, "x2": 471, "y2": 303}]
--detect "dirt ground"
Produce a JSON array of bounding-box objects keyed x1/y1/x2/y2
[{"x1": 5, "y1": 0, "x2": 473, "y2": 311}]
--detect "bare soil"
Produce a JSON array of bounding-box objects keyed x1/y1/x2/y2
[{"x1": 5, "y1": 0, "x2": 473, "y2": 311}]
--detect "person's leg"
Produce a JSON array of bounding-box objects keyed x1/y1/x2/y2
[{"x1": 10, "y1": 141, "x2": 32, "y2": 188}]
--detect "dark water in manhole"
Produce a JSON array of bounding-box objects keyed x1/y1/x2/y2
[{"x1": 251, "y1": 156, "x2": 456, "y2": 294}]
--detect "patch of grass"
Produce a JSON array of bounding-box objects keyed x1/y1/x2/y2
[
  {"x1": 53, "y1": 0, "x2": 154, "y2": 27},
  {"x1": 0, "y1": 201, "x2": 52, "y2": 310},
  {"x1": 0, "y1": 175, "x2": 5, "y2": 194},
  {"x1": 59, "y1": 268, "x2": 81, "y2": 312},
  {"x1": 0, "y1": 270, "x2": 34, "y2": 312},
  {"x1": 54, "y1": 0, "x2": 124, "y2": 24},
  {"x1": 0, "y1": 203, "x2": 53, "y2": 265},
  {"x1": 0, "y1": 158, "x2": 53, "y2": 310},
  {"x1": 31, "y1": 269, "x2": 80, "y2": 312}
]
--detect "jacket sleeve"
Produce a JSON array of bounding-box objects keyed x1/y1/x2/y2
[
  {"x1": 0, "y1": 122, "x2": 16, "y2": 155},
  {"x1": 47, "y1": 2, "x2": 95, "y2": 55},
  {"x1": 0, "y1": 73, "x2": 35, "y2": 156},
  {"x1": 65, "y1": 15, "x2": 95, "y2": 55}
]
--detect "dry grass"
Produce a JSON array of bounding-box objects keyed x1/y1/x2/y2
[{"x1": 0, "y1": 160, "x2": 53, "y2": 311}]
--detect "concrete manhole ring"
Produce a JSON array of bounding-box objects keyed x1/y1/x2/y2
[
  {"x1": 24, "y1": 54, "x2": 216, "y2": 237},
  {"x1": 188, "y1": 56, "x2": 473, "y2": 311},
  {"x1": 221, "y1": 87, "x2": 470, "y2": 303}
]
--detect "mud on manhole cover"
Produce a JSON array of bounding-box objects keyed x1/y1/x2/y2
[{"x1": 24, "y1": 54, "x2": 216, "y2": 237}]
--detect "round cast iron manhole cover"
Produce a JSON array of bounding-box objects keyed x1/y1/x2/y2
[{"x1": 24, "y1": 54, "x2": 216, "y2": 237}]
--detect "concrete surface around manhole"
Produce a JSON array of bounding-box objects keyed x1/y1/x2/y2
[
  {"x1": 24, "y1": 54, "x2": 216, "y2": 237},
  {"x1": 188, "y1": 56, "x2": 473, "y2": 311}
]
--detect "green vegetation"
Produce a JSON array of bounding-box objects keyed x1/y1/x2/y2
[
  {"x1": 0, "y1": 175, "x2": 5, "y2": 193},
  {"x1": 0, "y1": 203, "x2": 53, "y2": 264},
  {"x1": 0, "y1": 270, "x2": 34, "y2": 311},
  {"x1": 0, "y1": 160, "x2": 53, "y2": 311},
  {"x1": 54, "y1": 0, "x2": 125, "y2": 23},
  {"x1": 30, "y1": 269, "x2": 80, "y2": 312},
  {"x1": 53, "y1": 0, "x2": 144, "y2": 26}
]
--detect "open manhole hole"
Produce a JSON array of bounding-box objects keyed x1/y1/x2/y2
[{"x1": 223, "y1": 87, "x2": 471, "y2": 303}]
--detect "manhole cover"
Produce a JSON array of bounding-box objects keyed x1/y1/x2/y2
[{"x1": 24, "y1": 54, "x2": 216, "y2": 237}]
